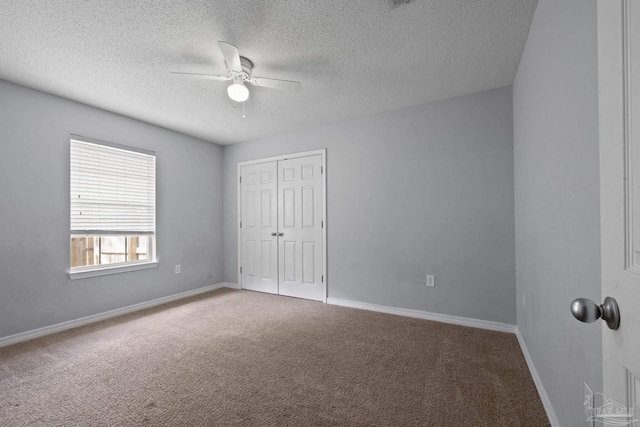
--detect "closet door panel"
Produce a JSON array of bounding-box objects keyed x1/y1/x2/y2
[{"x1": 277, "y1": 155, "x2": 323, "y2": 301}]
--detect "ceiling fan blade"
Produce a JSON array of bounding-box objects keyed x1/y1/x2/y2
[
  {"x1": 171, "y1": 72, "x2": 230, "y2": 81},
  {"x1": 249, "y1": 77, "x2": 302, "y2": 92},
  {"x1": 218, "y1": 41, "x2": 242, "y2": 73}
]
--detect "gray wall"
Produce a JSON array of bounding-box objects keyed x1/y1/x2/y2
[
  {"x1": 0, "y1": 79, "x2": 224, "y2": 339},
  {"x1": 223, "y1": 86, "x2": 516, "y2": 324},
  {"x1": 513, "y1": 0, "x2": 601, "y2": 425}
]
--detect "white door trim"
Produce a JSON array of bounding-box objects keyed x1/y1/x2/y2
[{"x1": 237, "y1": 149, "x2": 327, "y2": 303}]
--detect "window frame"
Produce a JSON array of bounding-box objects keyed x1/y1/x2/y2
[{"x1": 68, "y1": 135, "x2": 158, "y2": 280}]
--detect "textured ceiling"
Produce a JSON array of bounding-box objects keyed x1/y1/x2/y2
[{"x1": 0, "y1": 0, "x2": 538, "y2": 145}]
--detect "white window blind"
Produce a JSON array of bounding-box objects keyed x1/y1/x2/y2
[{"x1": 70, "y1": 136, "x2": 156, "y2": 235}]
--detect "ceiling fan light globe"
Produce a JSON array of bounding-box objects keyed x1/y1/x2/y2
[{"x1": 227, "y1": 82, "x2": 249, "y2": 103}]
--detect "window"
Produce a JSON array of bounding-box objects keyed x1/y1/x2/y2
[{"x1": 70, "y1": 135, "x2": 156, "y2": 277}]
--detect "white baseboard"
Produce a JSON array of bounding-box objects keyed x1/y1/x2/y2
[
  {"x1": 221, "y1": 282, "x2": 241, "y2": 289},
  {"x1": 515, "y1": 327, "x2": 560, "y2": 427},
  {"x1": 326, "y1": 297, "x2": 516, "y2": 334},
  {"x1": 0, "y1": 282, "x2": 237, "y2": 348}
]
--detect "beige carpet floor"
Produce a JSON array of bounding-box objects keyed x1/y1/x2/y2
[{"x1": 0, "y1": 288, "x2": 549, "y2": 426}]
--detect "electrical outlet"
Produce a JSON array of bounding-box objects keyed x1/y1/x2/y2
[
  {"x1": 426, "y1": 275, "x2": 435, "y2": 288},
  {"x1": 584, "y1": 382, "x2": 594, "y2": 426},
  {"x1": 175, "y1": 264, "x2": 181, "y2": 274}
]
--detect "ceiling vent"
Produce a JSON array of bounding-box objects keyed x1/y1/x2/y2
[{"x1": 388, "y1": 0, "x2": 414, "y2": 9}]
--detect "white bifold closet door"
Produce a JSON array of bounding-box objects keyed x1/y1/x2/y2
[
  {"x1": 240, "y1": 161, "x2": 278, "y2": 294},
  {"x1": 240, "y1": 155, "x2": 324, "y2": 301}
]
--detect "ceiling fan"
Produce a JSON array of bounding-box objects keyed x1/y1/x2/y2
[{"x1": 172, "y1": 41, "x2": 302, "y2": 103}]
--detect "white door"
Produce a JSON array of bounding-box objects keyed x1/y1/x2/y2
[
  {"x1": 598, "y1": 1, "x2": 640, "y2": 424},
  {"x1": 240, "y1": 161, "x2": 278, "y2": 294},
  {"x1": 239, "y1": 153, "x2": 325, "y2": 302},
  {"x1": 277, "y1": 155, "x2": 324, "y2": 301}
]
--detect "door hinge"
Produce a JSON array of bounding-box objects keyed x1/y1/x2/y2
[
  {"x1": 321, "y1": 220, "x2": 323, "y2": 228},
  {"x1": 239, "y1": 176, "x2": 242, "y2": 183},
  {"x1": 240, "y1": 221, "x2": 242, "y2": 228},
  {"x1": 240, "y1": 266, "x2": 242, "y2": 274},
  {"x1": 321, "y1": 166, "x2": 323, "y2": 174},
  {"x1": 321, "y1": 275, "x2": 324, "y2": 282}
]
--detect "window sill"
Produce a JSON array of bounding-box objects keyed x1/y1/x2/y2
[{"x1": 68, "y1": 261, "x2": 159, "y2": 280}]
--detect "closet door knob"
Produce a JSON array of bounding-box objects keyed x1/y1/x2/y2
[{"x1": 271, "y1": 232, "x2": 277, "y2": 237}]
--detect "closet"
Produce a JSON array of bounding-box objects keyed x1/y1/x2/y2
[{"x1": 238, "y1": 151, "x2": 326, "y2": 301}]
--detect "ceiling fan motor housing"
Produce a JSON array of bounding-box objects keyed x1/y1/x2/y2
[{"x1": 238, "y1": 57, "x2": 253, "y2": 78}]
